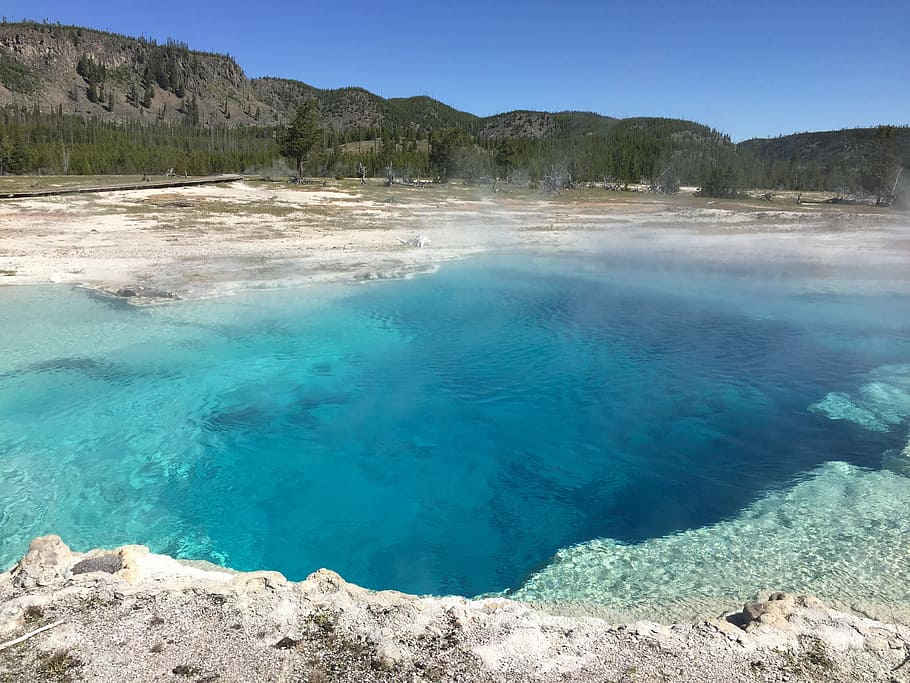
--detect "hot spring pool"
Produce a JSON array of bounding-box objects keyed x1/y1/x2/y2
[{"x1": 1, "y1": 253, "x2": 909, "y2": 620}]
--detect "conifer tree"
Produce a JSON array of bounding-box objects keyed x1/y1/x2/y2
[{"x1": 278, "y1": 99, "x2": 322, "y2": 178}]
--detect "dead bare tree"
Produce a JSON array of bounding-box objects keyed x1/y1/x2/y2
[
  {"x1": 885, "y1": 167, "x2": 903, "y2": 206},
  {"x1": 653, "y1": 166, "x2": 678, "y2": 194},
  {"x1": 541, "y1": 174, "x2": 562, "y2": 196}
]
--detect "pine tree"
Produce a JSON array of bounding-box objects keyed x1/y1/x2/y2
[{"x1": 278, "y1": 99, "x2": 322, "y2": 178}]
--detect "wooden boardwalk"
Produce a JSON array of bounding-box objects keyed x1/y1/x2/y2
[{"x1": 0, "y1": 174, "x2": 244, "y2": 199}]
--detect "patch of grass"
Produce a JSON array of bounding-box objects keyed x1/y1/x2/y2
[
  {"x1": 801, "y1": 637, "x2": 835, "y2": 672},
  {"x1": 192, "y1": 199, "x2": 300, "y2": 218},
  {"x1": 780, "y1": 638, "x2": 836, "y2": 677},
  {"x1": 0, "y1": 269, "x2": 16, "y2": 277},
  {"x1": 38, "y1": 650, "x2": 82, "y2": 682},
  {"x1": 308, "y1": 611, "x2": 335, "y2": 632},
  {"x1": 22, "y1": 605, "x2": 44, "y2": 624}
]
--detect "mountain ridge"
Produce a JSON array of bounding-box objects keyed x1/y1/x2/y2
[
  {"x1": 0, "y1": 19, "x2": 779, "y2": 142},
  {"x1": 0, "y1": 19, "x2": 906, "y2": 196},
  {"x1": 2, "y1": 20, "x2": 904, "y2": 144},
  {"x1": 0, "y1": 20, "x2": 628, "y2": 139}
]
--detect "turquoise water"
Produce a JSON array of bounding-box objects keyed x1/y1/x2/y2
[{"x1": 1, "y1": 253, "x2": 909, "y2": 613}]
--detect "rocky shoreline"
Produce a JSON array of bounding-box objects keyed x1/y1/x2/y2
[{"x1": 0, "y1": 536, "x2": 907, "y2": 682}]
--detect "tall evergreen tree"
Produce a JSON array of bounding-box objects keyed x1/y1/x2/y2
[
  {"x1": 278, "y1": 99, "x2": 322, "y2": 178},
  {"x1": 429, "y1": 127, "x2": 469, "y2": 181},
  {"x1": 141, "y1": 83, "x2": 154, "y2": 109}
]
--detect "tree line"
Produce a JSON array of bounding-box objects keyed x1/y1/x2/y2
[
  {"x1": 0, "y1": 105, "x2": 274, "y2": 175},
  {"x1": 0, "y1": 102, "x2": 904, "y2": 201}
]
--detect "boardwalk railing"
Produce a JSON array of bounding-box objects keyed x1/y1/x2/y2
[{"x1": 0, "y1": 174, "x2": 244, "y2": 200}]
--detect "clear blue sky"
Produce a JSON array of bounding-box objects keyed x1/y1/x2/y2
[{"x1": 4, "y1": 0, "x2": 908, "y2": 141}]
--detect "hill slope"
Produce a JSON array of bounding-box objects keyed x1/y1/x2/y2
[
  {"x1": 0, "y1": 21, "x2": 622, "y2": 139},
  {"x1": 740, "y1": 127, "x2": 910, "y2": 166}
]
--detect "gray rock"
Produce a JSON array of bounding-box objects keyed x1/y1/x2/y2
[
  {"x1": 72, "y1": 554, "x2": 122, "y2": 575},
  {"x1": 12, "y1": 535, "x2": 72, "y2": 588}
]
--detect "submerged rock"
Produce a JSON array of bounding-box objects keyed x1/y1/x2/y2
[
  {"x1": 881, "y1": 432, "x2": 910, "y2": 477},
  {"x1": 106, "y1": 285, "x2": 181, "y2": 304},
  {"x1": 809, "y1": 363, "x2": 910, "y2": 431}
]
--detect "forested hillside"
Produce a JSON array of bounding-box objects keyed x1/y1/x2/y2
[
  {"x1": 740, "y1": 126, "x2": 910, "y2": 197},
  {"x1": 0, "y1": 19, "x2": 906, "y2": 200}
]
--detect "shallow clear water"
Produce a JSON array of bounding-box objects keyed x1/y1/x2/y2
[{"x1": 1, "y1": 253, "x2": 909, "y2": 614}]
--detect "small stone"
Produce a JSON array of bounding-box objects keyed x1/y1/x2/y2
[
  {"x1": 448, "y1": 605, "x2": 471, "y2": 630},
  {"x1": 373, "y1": 641, "x2": 403, "y2": 671},
  {"x1": 13, "y1": 535, "x2": 72, "y2": 588},
  {"x1": 272, "y1": 636, "x2": 299, "y2": 650},
  {"x1": 865, "y1": 636, "x2": 888, "y2": 651},
  {"x1": 72, "y1": 554, "x2": 122, "y2": 575}
]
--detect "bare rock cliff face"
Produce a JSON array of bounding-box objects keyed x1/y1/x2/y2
[
  {"x1": 0, "y1": 23, "x2": 407, "y2": 133},
  {"x1": 0, "y1": 23, "x2": 279, "y2": 126},
  {"x1": 0, "y1": 535, "x2": 907, "y2": 682}
]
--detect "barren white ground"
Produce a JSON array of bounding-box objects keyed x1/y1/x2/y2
[
  {"x1": 3, "y1": 536, "x2": 910, "y2": 682},
  {"x1": 1, "y1": 180, "x2": 907, "y2": 301}
]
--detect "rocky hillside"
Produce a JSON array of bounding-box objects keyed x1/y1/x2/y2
[
  {"x1": 0, "y1": 22, "x2": 271, "y2": 126},
  {"x1": 740, "y1": 127, "x2": 910, "y2": 166},
  {"x1": 0, "y1": 21, "x2": 624, "y2": 139}
]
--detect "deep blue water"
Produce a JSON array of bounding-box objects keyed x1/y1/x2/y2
[{"x1": 0, "y1": 253, "x2": 908, "y2": 597}]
